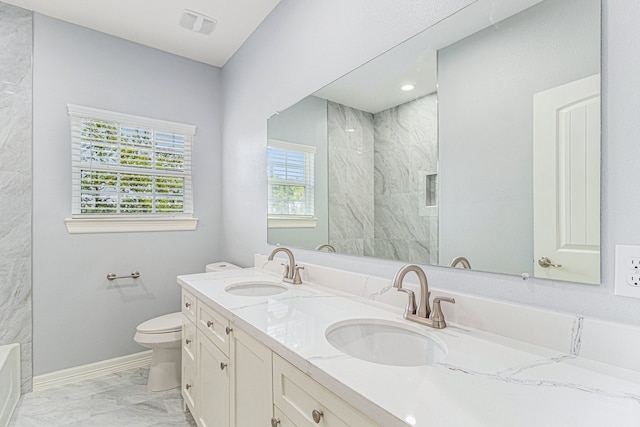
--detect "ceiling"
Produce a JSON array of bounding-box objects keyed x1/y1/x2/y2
[
  {"x1": 313, "y1": 0, "x2": 541, "y2": 114},
  {"x1": 2, "y1": 0, "x2": 282, "y2": 67}
]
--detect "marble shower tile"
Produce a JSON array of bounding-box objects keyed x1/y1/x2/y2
[
  {"x1": 0, "y1": 2, "x2": 33, "y2": 393},
  {"x1": 374, "y1": 192, "x2": 431, "y2": 241},
  {"x1": 374, "y1": 238, "x2": 433, "y2": 265},
  {"x1": 0, "y1": 3, "x2": 32, "y2": 174},
  {"x1": 0, "y1": 172, "x2": 31, "y2": 259}
]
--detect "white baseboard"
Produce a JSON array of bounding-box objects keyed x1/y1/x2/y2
[{"x1": 32, "y1": 350, "x2": 153, "y2": 392}]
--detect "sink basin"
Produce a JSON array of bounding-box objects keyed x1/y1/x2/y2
[
  {"x1": 225, "y1": 281, "x2": 288, "y2": 297},
  {"x1": 325, "y1": 319, "x2": 446, "y2": 366}
]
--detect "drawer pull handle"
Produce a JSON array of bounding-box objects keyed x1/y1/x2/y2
[
  {"x1": 207, "y1": 320, "x2": 213, "y2": 328},
  {"x1": 185, "y1": 339, "x2": 191, "y2": 344},
  {"x1": 185, "y1": 383, "x2": 192, "y2": 390},
  {"x1": 225, "y1": 326, "x2": 233, "y2": 335},
  {"x1": 271, "y1": 417, "x2": 281, "y2": 427},
  {"x1": 220, "y1": 362, "x2": 227, "y2": 370},
  {"x1": 312, "y1": 409, "x2": 323, "y2": 423},
  {"x1": 185, "y1": 302, "x2": 191, "y2": 308}
]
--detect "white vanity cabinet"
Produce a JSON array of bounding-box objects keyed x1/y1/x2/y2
[
  {"x1": 272, "y1": 355, "x2": 379, "y2": 427},
  {"x1": 181, "y1": 289, "x2": 273, "y2": 427}
]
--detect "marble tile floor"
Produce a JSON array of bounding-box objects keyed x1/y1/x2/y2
[{"x1": 9, "y1": 367, "x2": 196, "y2": 426}]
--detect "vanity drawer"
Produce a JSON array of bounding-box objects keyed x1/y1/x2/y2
[
  {"x1": 273, "y1": 355, "x2": 379, "y2": 427},
  {"x1": 196, "y1": 300, "x2": 230, "y2": 356},
  {"x1": 182, "y1": 290, "x2": 197, "y2": 323},
  {"x1": 182, "y1": 316, "x2": 196, "y2": 363},
  {"x1": 182, "y1": 362, "x2": 196, "y2": 414}
]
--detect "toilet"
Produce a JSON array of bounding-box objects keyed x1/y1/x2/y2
[
  {"x1": 134, "y1": 312, "x2": 182, "y2": 392},
  {"x1": 134, "y1": 262, "x2": 241, "y2": 392}
]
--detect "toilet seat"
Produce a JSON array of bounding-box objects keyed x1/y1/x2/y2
[{"x1": 136, "y1": 312, "x2": 182, "y2": 334}]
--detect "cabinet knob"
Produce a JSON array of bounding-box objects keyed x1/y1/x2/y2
[
  {"x1": 225, "y1": 326, "x2": 233, "y2": 335},
  {"x1": 207, "y1": 320, "x2": 213, "y2": 328},
  {"x1": 185, "y1": 302, "x2": 191, "y2": 308},
  {"x1": 312, "y1": 409, "x2": 324, "y2": 423},
  {"x1": 185, "y1": 383, "x2": 192, "y2": 390},
  {"x1": 220, "y1": 362, "x2": 227, "y2": 370},
  {"x1": 185, "y1": 338, "x2": 191, "y2": 344},
  {"x1": 271, "y1": 417, "x2": 281, "y2": 427}
]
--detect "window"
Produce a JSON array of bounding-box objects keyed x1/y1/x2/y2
[
  {"x1": 267, "y1": 139, "x2": 317, "y2": 228},
  {"x1": 66, "y1": 104, "x2": 198, "y2": 233}
]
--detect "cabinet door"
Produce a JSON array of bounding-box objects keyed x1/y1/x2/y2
[
  {"x1": 197, "y1": 331, "x2": 230, "y2": 427},
  {"x1": 232, "y1": 328, "x2": 273, "y2": 427}
]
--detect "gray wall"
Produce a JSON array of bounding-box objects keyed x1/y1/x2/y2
[
  {"x1": 0, "y1": 2, "x2": 32, "y2": 392},
  {"x1": 438, "y1": 0, "x2": 600, "y2": 275},
  {"x1": 267, "y1": 95, "x2": 329, "y2": 249},
  {"x1": 220, "y1": 0, "x2": 640, "y2": 325},
  {"x1": 32, "y1": 15, "x2": 222, "y2": 375}
]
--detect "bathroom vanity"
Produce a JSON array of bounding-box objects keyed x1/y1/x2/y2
[{"x1": 178, "y1": 259, "x2": 640, "y2": 426}]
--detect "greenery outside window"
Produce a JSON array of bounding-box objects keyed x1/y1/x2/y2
[
  {"x1": 66, "y1": 104, "x2": 198, "y2": 233},
  {"x1": 267, "y1": 139, "x2": 317, "y2": 228}
]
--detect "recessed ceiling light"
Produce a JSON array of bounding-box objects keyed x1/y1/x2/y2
[
  {"x1": 400, "y1": 84, "x2": 416, "y2": 92},
  {"x1": 180, "y1": 10, "x2": 217, "y2": 35}
]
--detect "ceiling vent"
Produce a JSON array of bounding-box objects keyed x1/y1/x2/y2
[{"x1": 180, "y1": 10, "x2": 217, "y2": 35}]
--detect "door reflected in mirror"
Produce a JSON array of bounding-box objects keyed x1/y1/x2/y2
[{"x1": 267, "y1": 0, "x2": 601, "y2": 284}]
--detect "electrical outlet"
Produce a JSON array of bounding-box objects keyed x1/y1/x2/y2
[
  {"x1": 629, "y1": 258, "x2": 640, "y2": 270},
  {"x1": 615, "y1": 245, "x2": 640, "y2": 298},
  {"x1": 627, "y1": 274, "x2": 640, "y2": 287}
]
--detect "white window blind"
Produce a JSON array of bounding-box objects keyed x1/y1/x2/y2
[
  {"x1": 267, "y1": 139, "x2": 315, "y2": 218},
  {"x1": 68, "y1": 105, "x2": 196, "y2": 218}
]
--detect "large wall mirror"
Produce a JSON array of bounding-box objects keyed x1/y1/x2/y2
[{"x1": 267, "y1": 0, "x2": 601, "y2": 284}]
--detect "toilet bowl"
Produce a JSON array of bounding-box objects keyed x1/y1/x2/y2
[{"x1": 134, "y1": 312, "x2": 182, "y2": 392}]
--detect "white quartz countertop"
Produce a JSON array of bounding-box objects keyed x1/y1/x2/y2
[{"x1": 177, "y1": 268, "x2": 640, "y2": 427}]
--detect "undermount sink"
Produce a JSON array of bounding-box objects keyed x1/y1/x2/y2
[
  {"x1": 325, "y1": 319, "x2": 447, "y2": 366},
  {"x1": 224, "y1": 281, "x2": 288, "y2": 297}
]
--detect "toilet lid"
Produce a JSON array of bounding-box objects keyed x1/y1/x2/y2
[{"x1": 137, "y1": 312, "x2": 182, "y2": 334}]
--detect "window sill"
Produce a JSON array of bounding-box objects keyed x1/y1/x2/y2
[
  {"x1": 65, "y1": 217, "x2": 199, "y2": 234},
  {"x1": 268, "y1": 216, "x2": 318, "y2": 229}
]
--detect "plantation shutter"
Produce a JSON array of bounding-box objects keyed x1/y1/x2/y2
[
  {"x1": 267, "y1": 140, "x2": 315, "y2": 217},
  {"x1": 68, "y1": 105, "x2": 195, "y2": 216}
]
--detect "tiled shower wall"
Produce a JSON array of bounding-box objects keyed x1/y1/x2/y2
[
  {"x1": 0, "y1": 2, "x2": 33, "y2": 393},
  {"x1": 327, "y1": 95, "x2": 438, "y2": 264},
  {"x1": 374, "y1": 94, "x2": 438, "y2": 265},
  {"x1": 327, "y1": 101, "x2": 375, "y2": 255}
]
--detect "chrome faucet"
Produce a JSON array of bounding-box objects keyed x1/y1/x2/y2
[
  {"x1": 268, "y1": 247, "x2": 304, "y2": 284},
  {"x1": 449, "y1": 256, "x2": 471, "y2": 269},
  {"x1": 392, "y1": 264, "x2": 455, "y2": 329},
  {"x1": 315, "y1": 244, "x2": 336, "y2": 252}
]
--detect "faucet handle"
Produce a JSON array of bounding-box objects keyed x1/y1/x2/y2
[
  {"x1": 280, "y1": 263, "x2": 290, "y2": 279},
  {"x1": 397, "y1": 288, "x2": 417, "y2": 318},
  {"x1": 430, "y1": 297, "x2": 455, "y2": 329},
  {"x1": 292, "y1": 265, "x2": 304, "y2": 285}
]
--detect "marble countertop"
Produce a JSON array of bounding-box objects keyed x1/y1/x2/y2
[{"x1": 178, "y1": 268, "x2": 640, "y2": 427}]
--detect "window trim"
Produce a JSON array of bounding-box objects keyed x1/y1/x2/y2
[{"x1": 66, "y1": 104, "x2": 198, "y2": 233}]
